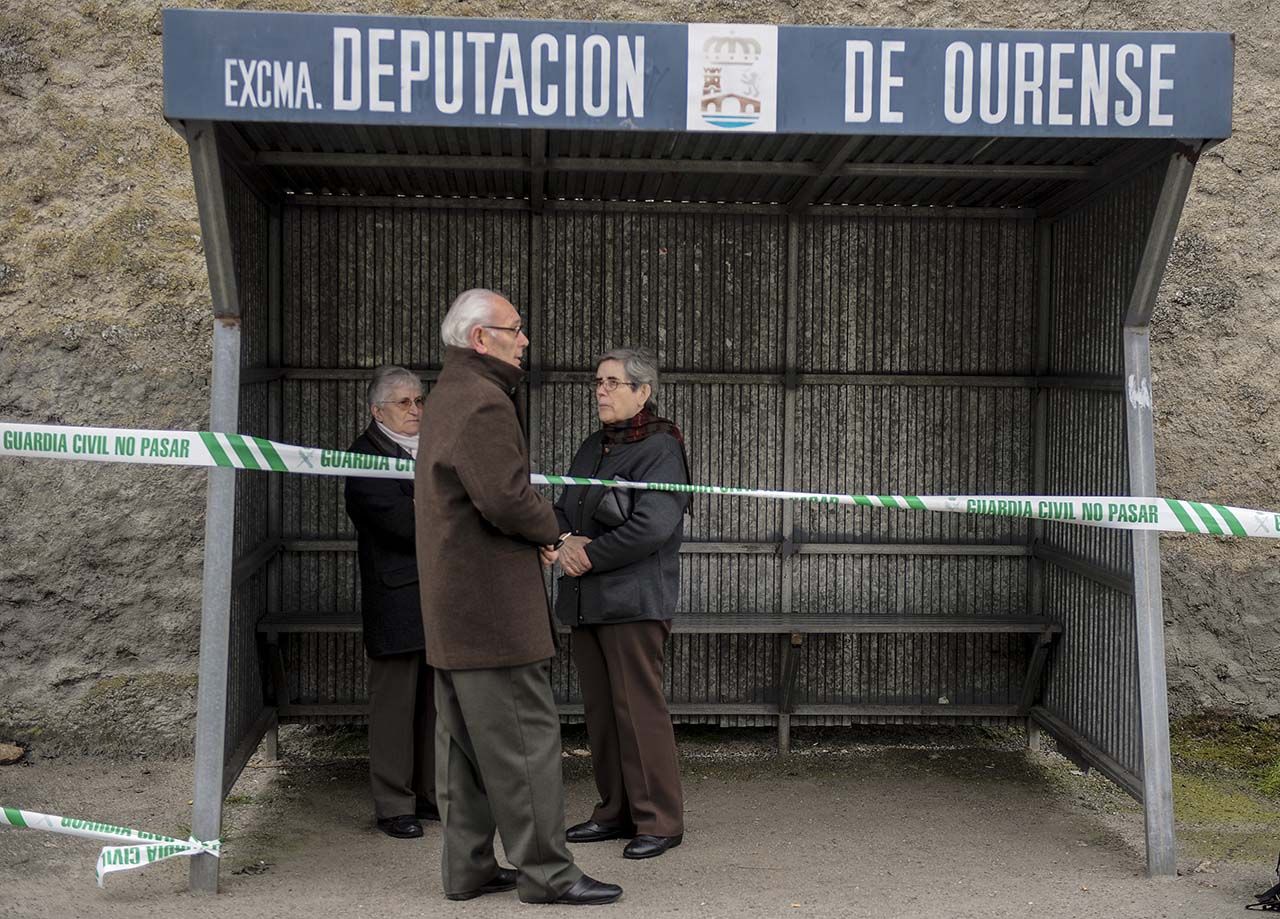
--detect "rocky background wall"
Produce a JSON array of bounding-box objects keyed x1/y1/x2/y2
[{"x1": 0, "y1": 0, "x2": 1275, "y2": 754}]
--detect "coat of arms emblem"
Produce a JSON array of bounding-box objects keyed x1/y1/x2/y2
[{"x1": 687, "y1": 24, "x2": 778, "y2": 132}]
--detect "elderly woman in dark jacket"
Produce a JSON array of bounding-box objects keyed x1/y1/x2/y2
[
  {"x1": 554, "y1": 347, "x2": 690, "y2": 860},
  {"x1": 344, "y1": 365, "x2": 437, "y2": 839}
]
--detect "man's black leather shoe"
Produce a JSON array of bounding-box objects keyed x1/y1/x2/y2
[
  {"x1": 623, "y1": 834, "x2": 682, "y2": 859},
  {"x1": 375, "y1": 814, "x2": 423, "y2": 839},
  {"x1": 446, "y1": 866, "x2": 518, "y2": 901},
  {"x1": 565, "y1": 819, "x2": 637, "y2": 843},
  {"x1": 415, "y1": 800, "x2": 440, "y2": 822},
  {"x1": 525, "y1": 874, "x2": 623, "y2": 905}
]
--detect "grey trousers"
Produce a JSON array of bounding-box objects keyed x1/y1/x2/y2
[
  {"x1": 434, "y1": 660, "x2": 582, "y2": 901},
  {"x1": 367, "y1": 649, "x2": 435, "y2": 819}
]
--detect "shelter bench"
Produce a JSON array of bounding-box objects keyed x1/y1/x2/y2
[{"x1": 257, "y1": 612, "x2": 1061, "y2": 753}]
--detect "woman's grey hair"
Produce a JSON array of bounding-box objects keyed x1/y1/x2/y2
[
  {"x1": 597, "y1": 347, "x2": 660, "y2": 407},
  {"x1": 367, "y1": 365, "x2": 423, "y2": 410},
  {"x1": 441, "y1": 288, "x2": 502, "y2": 348}
]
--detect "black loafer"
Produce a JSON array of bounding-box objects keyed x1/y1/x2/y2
[
  {"x1": 375, "y1": 814, "x2": 423, "y2": 839},
  {"x1": 415, "y1": 800, "x2": 440, "y2": 822},
  {"x1": 623, "y1": 834, "x2": 682, "y2": 859},
  {"x1": 446, "y1": 866, "x2": 518, "y2": 901},
  {"x1": 525, "y1": 874, "x2": 623, "y2": 905},
  {"x1": 565, "y1": 819, "x2": 637, "y2": 843}
]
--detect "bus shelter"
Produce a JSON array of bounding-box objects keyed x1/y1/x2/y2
[{"x1": 161, "y1": 9, "x2": 1234, "y2": 891}]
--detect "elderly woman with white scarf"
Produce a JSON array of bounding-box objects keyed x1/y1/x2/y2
[{"x1": 343, "y1": 365, "x2": 437, "y2": 839}]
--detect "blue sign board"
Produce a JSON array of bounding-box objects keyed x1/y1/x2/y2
[{"x1": 163, "y1": 9, "x2": 1233, "y2": 139}]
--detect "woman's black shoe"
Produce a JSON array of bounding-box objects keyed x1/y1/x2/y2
[
  {"x1": 623, "y1": 834, "x2": 682, "y2": 859},
  {"x1": 565, "y1": 819, "x2": 637, "y2": 843},
  {"x1": 375, "y1": 814, "x2": 423, "y2": 838}
]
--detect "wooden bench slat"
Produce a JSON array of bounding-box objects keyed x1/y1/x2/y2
[
  {"x1": 258, "y1": 612, "x2": 1060, "y2": 635},
  {"x1": 659, "y1": 614, "x2": 1059, "y2": 634},
  {"x1": 259, "y1": 611, "x2": 1064, "y2": 737}
]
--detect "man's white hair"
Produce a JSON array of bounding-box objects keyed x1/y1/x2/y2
[{"x1": 441, "y1": 288, "x2": 503, "y2": 348}]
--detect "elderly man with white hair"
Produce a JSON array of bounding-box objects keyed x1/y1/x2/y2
[{"x1": 414, "y1": 288, "x2": 622, "y2": 905}]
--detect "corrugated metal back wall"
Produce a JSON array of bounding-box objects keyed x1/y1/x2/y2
[
  {"x1": 225, "y1": 166, "x2": 272, "y2": 765},
  {"x1": 250, "y1": 202, "x2": 1054, "y2": 727},
  {"x1": 793, "y1": 215, "x2": 1034, "y2": 723},
  {"x1": 1038, "y1": 160, "x2": 1166, "y2": 785}
]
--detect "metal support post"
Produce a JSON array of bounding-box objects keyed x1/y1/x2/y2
[
  {"x1": 263, "y1": 204, "x2": 283, "y2": 763},
  {"x1": 1027, "y1": 222, "x2": 1053, "y2": 616},
  {"x1": 527, "y1": 212, "x2": 544, "y2": 465},
  {"x1": 1123, "y1": 146, "x2": 1198, "y2": 878},
  {"x1": 191, "y1": 319, "x2": 241, "y2": 892},
  {"x1": 261, "y1": 721, "x2": 279, "y2": 763},
  {"x1": 778, "y1": 215, "x2": 800, "y2": 752},
  {"x1": 777, "y1": 633, "x2": 802, "y2": 755},
  {"x1": 186, "y1": 120, "x2": 243, "y2": 894},
  {"x1": 1124, "y1": 326, "x2": 1177, "y2": 877}
]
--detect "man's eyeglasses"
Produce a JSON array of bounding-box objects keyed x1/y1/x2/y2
[
  {"x1": 377, "y1": 396, "x2": 425, "y2": 410},
  {"x1": 593, "y1": 377, "x2": 639, "y2": 393},
  {"x1": 482, "y1": 325, "x2": 524, "y2": 337}
]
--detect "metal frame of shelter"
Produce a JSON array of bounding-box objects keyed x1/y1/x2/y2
[{"x1": 163, "y1": 9, "x2": 1234, "y2": 893}]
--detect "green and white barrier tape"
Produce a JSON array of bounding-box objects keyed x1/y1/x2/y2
[
  {"x1": 0, "y1": 805, "x2": 220, "y2": 886},
  {"x1": 3, "y1": 421, "x2": 1278, "y2": 538}
]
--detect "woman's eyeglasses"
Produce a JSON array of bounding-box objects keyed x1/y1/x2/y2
[
  {"x1": 593, "y1": 378, "x2": 639, "y2": 393},
  {"x1": 378, "y1": 397, "x2": 426, "y2": 409}
]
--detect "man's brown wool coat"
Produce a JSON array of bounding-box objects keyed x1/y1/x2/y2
[{"x1": 415, "y1": 346, "x2": 561, "y2": 671}]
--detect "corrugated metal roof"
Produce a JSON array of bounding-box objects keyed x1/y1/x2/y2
[{"x1": 226, "y1": 122, "x2": 1161, "y2": 209}]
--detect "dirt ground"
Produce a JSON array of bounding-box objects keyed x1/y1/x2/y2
[
  {"x1": 2, "y1": 0, "x2": 1280, "y2": 758},
  {"x1": 1, "y1": 727, "x2": 1275, "y2": 919}
]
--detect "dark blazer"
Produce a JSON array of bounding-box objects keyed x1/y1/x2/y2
[
  {"x1": 553, "y1": 430, "x2": 689, "y2": 628},
  {"x1": 344, "y1": 422, "x2": 425, "y2": 658},
  {"x1": 414, "y1": 347, "x2": 561, "y2": 671}
]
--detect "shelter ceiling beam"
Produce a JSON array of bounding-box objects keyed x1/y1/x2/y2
[
  {"x1": 250, "y1": 366, "x2": 1120, "y2": 390},
  {"x1": 258, "y1": 151, "x2": 528, "y2": 170},
  {"x1": 280, "y1": 194, "x2": 1034, "y2": 219},
  {"x1": 1125, "y1": 148, "x2": 1198, "y2": 327},
  {"x1": 835, "y1": 162, "x2": 1093, "y2": 180},
  {"x1": 786, "y1": 136, "x2": 867, "y2": 213},
  {"x1": 529, "y1": 129, "x2": 547, "y2": 213},
  {"x1": 189, "y1": 122, "x2": 242, "y2": 319},
  {"x1": 215, "y1": 124, "x2": 278, "y2": 206},
  {"x1": 552, "y1": 156, "x2": 809, "y2": 175},
  {"x1": 255, "y1": 150, "x2": 1095, "y2": 181},
  {"x1": 1037, "y1": 141, "x2": 1174, "y2": 220},
  {"x1": 286, "y1": 194, "x2": 531, "y2": 211}
]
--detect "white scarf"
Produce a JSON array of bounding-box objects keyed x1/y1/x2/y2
[{"x1": 376, "y1": 422, "x2": 418, "y2": 460}]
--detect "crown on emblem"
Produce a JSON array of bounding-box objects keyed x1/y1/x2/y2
[{"x1": 702, "y1": 36, "x2": 762, "y2": 65}]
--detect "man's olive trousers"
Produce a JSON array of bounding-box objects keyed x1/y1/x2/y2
[{"x1": 434, "y1": 660, "x2": 582, "y2": 901}]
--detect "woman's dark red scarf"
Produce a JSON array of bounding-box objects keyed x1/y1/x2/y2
[{"x1": 601, "y1": 407, "x2": 692, "y2": 505}]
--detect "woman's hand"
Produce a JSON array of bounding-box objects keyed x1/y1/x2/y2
[{"x1": 559, "y1": 535, "x2": 594, "y2": 577}]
